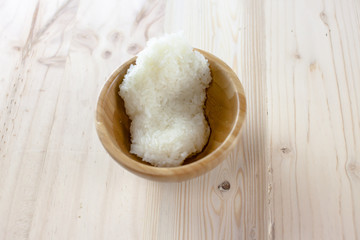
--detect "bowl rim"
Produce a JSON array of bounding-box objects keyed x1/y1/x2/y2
[{"x1": 95, "y1": 49, "x2": 246, "y2": 181}]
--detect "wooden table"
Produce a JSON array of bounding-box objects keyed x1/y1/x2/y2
[{"x1": 1, "y1": 0, "x2": 359, "y2": 239}]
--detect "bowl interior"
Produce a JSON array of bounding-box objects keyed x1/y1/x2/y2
[{"x1": 96, "y1": 50, "x2": 246, "y2": 181}]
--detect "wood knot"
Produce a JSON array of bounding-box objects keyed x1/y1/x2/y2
[
  {"x1": 102, "y1": 50, "x2": 112, "y2": 59},
  {"x1": 74, "y1": 29, "x2": 99, "y2": 53},
  {"x1": 218, "y1": 181, "x2": 230, "y2": 191},
  {"x1": 309, "y1": 62, "x2": 317, "y2": 72},
  {"x1": 108, "y1": 31, "x2": 123, "y2": 43},
  {"x1": 13, "y1": 46, "x2": 21, "y2": 51},
  {"x1": 346, "y1": 162, "x2": 360, "y2": 178},
  {"x1": 320, "y1": 11, "x2": 329, "y2": 26},
  {"x1": 280, "y1": 147, "x2": 291, "y2": 154},
  {"x1": 127, "y1": 43, "x2": 143, "y2": 55},
  {"x1": 250, "y1": 226, "x2": 257, "y2": 239}
]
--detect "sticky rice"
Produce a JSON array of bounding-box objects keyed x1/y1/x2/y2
[{"x1": 119, "y1": 33, "x2": 211, "y2": 167}]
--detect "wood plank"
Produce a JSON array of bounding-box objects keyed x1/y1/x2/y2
[
  {"x1": 0, "y1": 0, "x2": 80, "y2": 239},
  {"x1": 0, "y1": 0, "x2": 165, "y2": 239},
  {"x1": 163, "y1": 0, "x2": 267, "y2": 239},
  {"x1": 265, "y1": 0, "x2": 360, "y2": 239},
  {"x1": 26, "y1": 0, "x2": 166, "y2": 239}
]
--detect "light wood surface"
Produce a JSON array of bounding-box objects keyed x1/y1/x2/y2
[
  {"x1": 95, "y1": 50, "x2": 246, "y2": 181},
  {"x1": 266, "y1": 0, "x2": 360, "y2": 239},
  {"x1": 0, "y1": 0, "x2": 359, "y2": 239}
]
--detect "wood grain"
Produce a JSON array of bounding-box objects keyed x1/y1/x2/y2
[
  {"x1": 163, "y1": 0, "x2": 267, "y2": 239},
  {"x1": 0, "y1": 0, "x2": 359, "y2": 239},
  {"x1": 0, "y1": 0, "x2": 166, "y2": 239},
  {"x1": 266, "y1": 0, "x2": 360, "y2": 239}
]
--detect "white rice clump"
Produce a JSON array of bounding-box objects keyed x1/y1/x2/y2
[{"x1": 119, "y1": 33, "x2": 212, "y2": 167}]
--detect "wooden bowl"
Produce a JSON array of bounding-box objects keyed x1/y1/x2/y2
[{"x1": 95, "y1": 49, "x2": 246, "y2": 182}]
